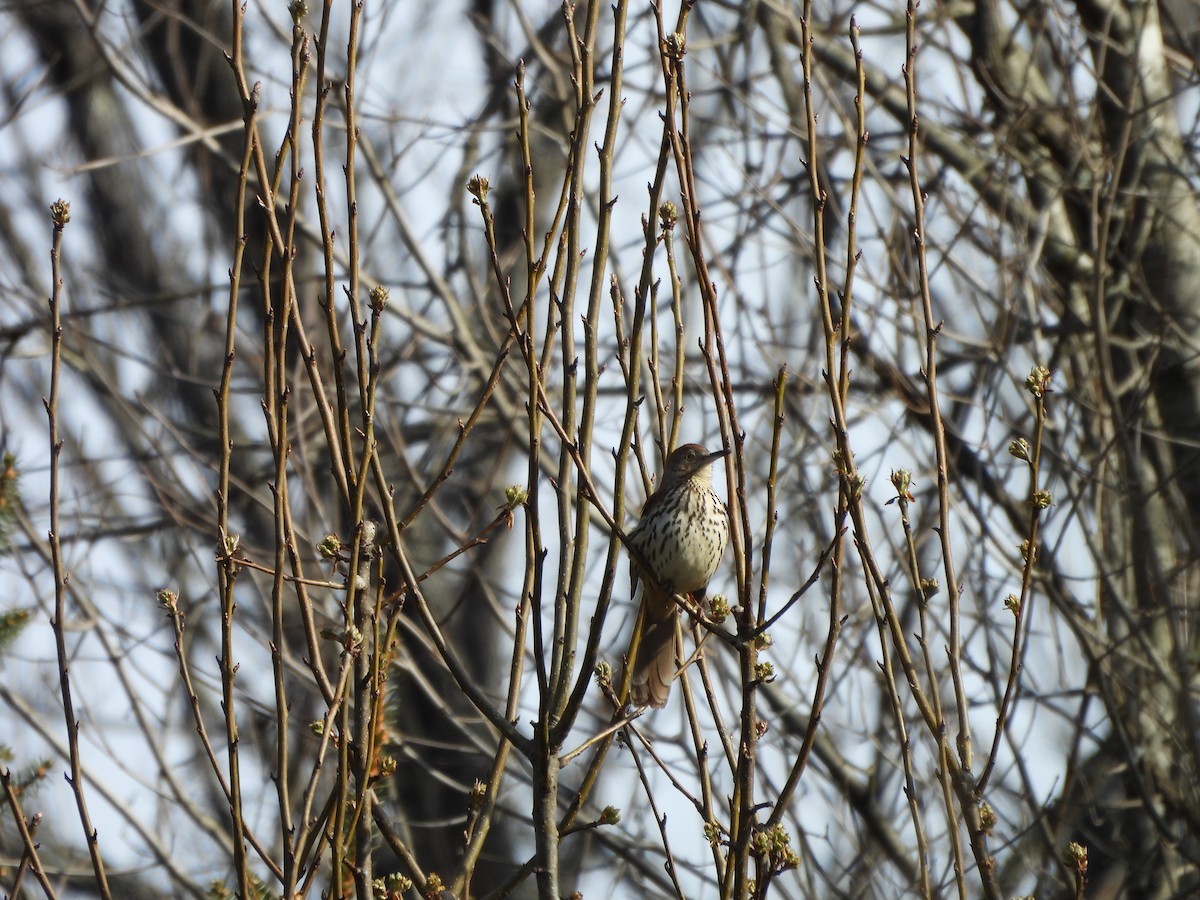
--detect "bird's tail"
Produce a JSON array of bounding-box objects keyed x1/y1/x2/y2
[{"x1": 630, "y1": 595, "x2": 679, "y2": 708}]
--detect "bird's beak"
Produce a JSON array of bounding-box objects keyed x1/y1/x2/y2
[{"x1": 704, "y1": 447, "x2": 731, "y2": 465}]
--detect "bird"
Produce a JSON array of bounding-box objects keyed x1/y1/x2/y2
[{"x1": 626, "y1": 443, "x2": 730, "y2": 708}]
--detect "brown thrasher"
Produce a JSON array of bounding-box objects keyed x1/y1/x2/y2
[{"x1": 627, "y1": 443, "x2": 730, "y2": 708}]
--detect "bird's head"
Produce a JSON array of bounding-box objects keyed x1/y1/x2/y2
[{"x1": 662, "y1": 443, "x2": 729, "y2": 486}]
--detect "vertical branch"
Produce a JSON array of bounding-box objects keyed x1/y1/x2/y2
[
  {"x1": 553, "y1": 0, "x2": 632, "y2": 743},
  {"x1": 761, "y1": 14, "x2": 871, "y2": 845},
  {"x1": 268, "y1": 23, "x2": 312, "y2": 895},
  {"x1": 292, "y1": 641, "x2": 355, "y2": 888},
  {"x1": 666, "y1": 216, "x2": 686, "y2": 450},
  {"x1": 533, "y1": 743, "x2": 562, "y2": 900},
  {"x1": 217, "y1": 7, "x2": 254, "y2": 892},
  {"x1": 560, "y1": 0, "x2": 628, "y2": 723},
  {"x1": 839, "y1": 18, "x2": 867, "y2": 402},
  {"x1": 901, "y1": 0, "x2": 970, "y2": 772},
  {"x1": 645, "y1": 206, "x2": 678, "y2": 460},
  {"x1": 900, "y1": 6, "x2": 999, "y2": 896},
  {"x1": 501, "y1": 53, "x2": 561, "y2": 900},
  {"x1": 663, "y1": 217, "x2": 684, "y2": 453},
  {"x1": 331, "y1": 623, "x2": 353, "y2": 895},
  {"x1": 337, "y1": 5, "x2": 382, "y2": 894},
  {"x1": 510, "y1": 60, "x2": 551, "y2": 711},
  {"x1": 343, "y1": 0, "x2": 367, "y2": 401},
  {"x1": 1, "y1": 771, "x2": 55, "y2": 899},
  {"x1": 341, "y1": 307, "x2": 388, "y2": 893},
  {"x1": 978, "y1": 369, "x2": 1051, "y2": 791},
  {"x1": 890, "y1": 473, "x2": 946, "y2": 897},
  {"x1": 454, "y1": 177, "x2": 537, "y2": 897},
  {"x1": 548, "y1": 0, "x2": 598, "y2": 715},
  {"x1": 755, "y1": 368, "x2": 787, "y2": 624},
  {"x1": 348, "y1": 524, "x2": 379, "y2": 899},
  {"x1": 45, "y1": 199, "x2": 111, "y2": 899},
  {"x1": 311, "y1": 0, "x2": 356, "y2": 489}
]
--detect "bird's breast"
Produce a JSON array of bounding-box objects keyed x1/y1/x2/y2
[{"x1": 630, "y1": 484, "x2": 728, "y2": 594}]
